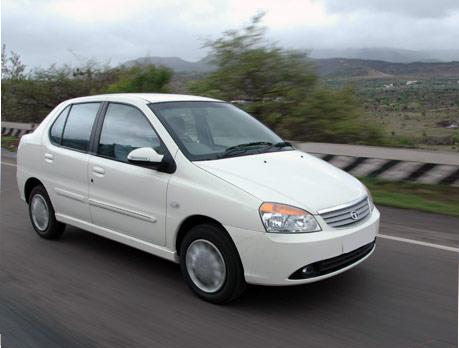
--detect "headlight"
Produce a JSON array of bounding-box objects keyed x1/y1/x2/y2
[
  {"x1": 365, "y1": 186, "x2": 375, "y2": 211},
  {"x1": 259, "y1": 203, "x2": 321, "y2": 233}
]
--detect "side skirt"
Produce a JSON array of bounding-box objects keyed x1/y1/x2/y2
[{"x1": 55, "y1": 213, "x2": 179, "y2": 263}]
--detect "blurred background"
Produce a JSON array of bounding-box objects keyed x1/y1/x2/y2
[
  {"x1": 1, "y1": 0, "x2": 459, "y2": 215},
  {"x1": 2, "y1": 0, "x2": 459, "y2": 148}
]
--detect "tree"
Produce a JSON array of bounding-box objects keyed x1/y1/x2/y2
[
  {"x1": 1, "y1": 45, "x2": 26, "y2": 80},
  {"x1": 1, "y1": 55, "x2": 121, "y2": 122},
  {"x1": 105, "y1": 65, "x2": 172, "y2": 93},
  {"x1": 189, "y1": 14, "x2": 383, "y2": 144}
]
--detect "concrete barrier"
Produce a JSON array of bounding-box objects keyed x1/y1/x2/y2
[
  {"x1": 2, "y1": 123, "x2": 458, "y2": 186},
  {"x1": 1, "y1": 122, "x2": 38, "y2": 137},
  {"x1": 295, "y1": 143, "x2": 459, "y2": 187}
]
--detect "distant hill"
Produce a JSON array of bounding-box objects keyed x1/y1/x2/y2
[
  {"x1": 315, "y1": 58, "x2": 459, "y2": 78},
  {"x1": 308, "y1": 48, "x2": 459, "y2": 64},
  {"x1": 121, "y1": 56, "x2": 214, "y2": 73},
  {"x1": 121, "y1": 55, "x2": 459, "y2": 79}
]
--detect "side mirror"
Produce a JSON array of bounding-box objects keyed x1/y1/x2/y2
[{"x1": 127, "y1": 147, "x2": 164, "y2": 164}]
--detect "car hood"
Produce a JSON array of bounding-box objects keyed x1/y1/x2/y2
[{"x1": 194, "y1": 150, "x2": 366, "y2": 214}]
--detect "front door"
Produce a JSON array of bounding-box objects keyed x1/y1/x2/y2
[{"x1": 88, "y1": 102, "x2": 171, "y2": 246}]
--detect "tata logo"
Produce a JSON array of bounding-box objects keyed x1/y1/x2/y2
[{"x1": 350, "y1": 211, "x2": 360, "y2": 220}]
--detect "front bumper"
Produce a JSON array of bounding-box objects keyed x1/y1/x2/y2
[{"x1": 225, "y1": 207, "x2": 380, "y2": 285}]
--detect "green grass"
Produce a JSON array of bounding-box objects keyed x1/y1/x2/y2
[
  {"x1": 1, "y1": 136, "x2": 18, "y2": 152},
  {"x1": 361, "y1": 177, "x2": 459, "y2": 217}
]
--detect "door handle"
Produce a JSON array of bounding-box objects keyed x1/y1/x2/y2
[
  {"x1": 44, "y1": 153, "x2": 54, "y2": 162},
  {"x1": 92, "y1": 166, "x2": 105, "y2": 175}
]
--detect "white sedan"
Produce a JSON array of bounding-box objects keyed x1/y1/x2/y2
[{"x1": 17, "y1": 93, "x2": 379, "y2": 303}]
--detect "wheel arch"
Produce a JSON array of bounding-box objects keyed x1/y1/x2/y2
[
  {"x1": 24, "y1": 177, "x2": 45, "y2": 203},
  {"x1": 175, "y1": 215, "x2": 235, "y2": 257}
]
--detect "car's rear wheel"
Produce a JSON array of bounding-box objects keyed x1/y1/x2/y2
[
  {"x1": 28, "y1": 185, "x2": 65, "y2": 239},
  {"x1": 180, "y1": 224, "x2": 246, "y2": 304}
]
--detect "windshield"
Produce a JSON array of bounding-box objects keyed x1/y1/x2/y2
[{"x1": 149, "y1": 101, "x2": 291, "y2": 161}]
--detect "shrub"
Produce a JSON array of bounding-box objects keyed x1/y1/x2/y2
[{"x1": 189, "y1": 14, "x2": 383, "y2": 144}]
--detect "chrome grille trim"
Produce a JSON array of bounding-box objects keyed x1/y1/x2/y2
[{"x1": 319, "y1": 196, "x2": 370, "y2": 228}]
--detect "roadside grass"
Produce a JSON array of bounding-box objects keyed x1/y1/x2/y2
[
  {"x1": 1, "y1": 136, "x2": 18, "y2": 152},
  {"x1": 361, "y1": 177, "x2": 459, "y2": 217}
]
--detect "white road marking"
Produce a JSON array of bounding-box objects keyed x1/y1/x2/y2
[
  {"x1": 2, "y1": 161, "x2": 457, "y2": 253},
  {"x1": 378, "y1": 234, "x2": 459, "y2": 253}
]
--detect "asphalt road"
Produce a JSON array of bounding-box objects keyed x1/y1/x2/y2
[{"x1": 1, "y1": 159, "x2": 458, "y2": 348}]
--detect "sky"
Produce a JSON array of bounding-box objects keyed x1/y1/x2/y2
[{"x1": 1, "y1": 0, "x2": 459, "y2": 68}]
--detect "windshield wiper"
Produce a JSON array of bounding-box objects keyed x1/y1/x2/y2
[
  {"x1": 219, "y1": 142, "x2": 273, "y2": 158},
  {"x1": 258, "y1": 141, "x2": 294, "y2": 152},
  {"x1": 271, "y1": 141, "x2": 293, "y2": 149}
]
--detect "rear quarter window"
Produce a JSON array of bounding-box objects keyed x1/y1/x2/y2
[
  {"x1": 49, "y1": 106, "x2": 70, "y2": 145},
  {"x1": 61, "y1": 103, "x2": 100, "y2": 152}
]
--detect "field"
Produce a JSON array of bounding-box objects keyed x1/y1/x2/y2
[{"x1": 324, "y1": 77, "x2": 459, "y2": 152}]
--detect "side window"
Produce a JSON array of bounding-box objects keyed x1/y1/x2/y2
[
  {"x1": 49, "y1": 106, "x2": 70, "y2": 145},
  {"x1": 98, "y1": 103, "x2": 164, "y2": 163},
  {"x1": 61, "y1": 103, "x2": 100, "y2": 152}
]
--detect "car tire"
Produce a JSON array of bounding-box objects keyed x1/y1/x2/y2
[
  {"x1": 180, "y1": 223, "x2": 246, "y2": 304},
  {"x1": 28, "y1": 185, "x2": 66, "y2": 240}
]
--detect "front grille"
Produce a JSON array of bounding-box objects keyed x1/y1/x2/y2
[
  {"x1": 289, "y1": 240, "x2": 376, "y2": 279},
  {"x1": 320, "y1": 196, "x2": 370, "y2": 228}
]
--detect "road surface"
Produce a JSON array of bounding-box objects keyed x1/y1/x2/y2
[{"x1": 1, "y1": 159, "x2": 457, "y2": 348}]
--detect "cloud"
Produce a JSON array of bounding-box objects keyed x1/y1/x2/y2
[
  {"x1": 275, "y1": 10, "x2": 459, "y2": 51},
  {"x1": 1, "y1": 0, "x2": 458, "y2": 68},
  {"x1": 322, "y1": 0, "x2": 459, "y2": 18},
  {"x1": 45, "y1": 0, "x2": 150, "y2": 23}
]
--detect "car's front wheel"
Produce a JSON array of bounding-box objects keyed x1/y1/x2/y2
[
  {"x1": 28, "y1": 185, "x2": 66, "y2": 240},
  {"x1": 180, "y1": 224, "x2": 246, "y2": 304}
]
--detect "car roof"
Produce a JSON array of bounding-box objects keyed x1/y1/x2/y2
[{"x1": 66, "y1": 93, "x2": 222, "y2": 104}]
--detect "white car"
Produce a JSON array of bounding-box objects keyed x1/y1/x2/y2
[{"x1": 17, "y1": 93, "x2": 379, "y2": 303}]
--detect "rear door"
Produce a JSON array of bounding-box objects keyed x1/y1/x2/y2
[
  {"x1": 87, "y1": 102, "x2": 171, "y2": 246},
  {"x1": 44, "y1": 102, "x2": 101, "y2": 223}
]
